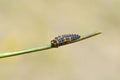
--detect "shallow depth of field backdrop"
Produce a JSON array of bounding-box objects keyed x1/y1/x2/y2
[{"x1": 0, "y1": 0, "x2": 120, "y2": 80}]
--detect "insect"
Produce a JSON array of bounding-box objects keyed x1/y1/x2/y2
[{"x1": 51, "y1": 34, "x2": 80, "y2": 48}]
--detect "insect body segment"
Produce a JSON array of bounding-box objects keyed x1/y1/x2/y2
[{"x1": 51, "y1": 34, "x2": 80, "y2": 48}]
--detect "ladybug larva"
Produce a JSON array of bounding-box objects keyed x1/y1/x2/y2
[{"x1": 51, "y1": 34, "x2": 80, "y2": 48}]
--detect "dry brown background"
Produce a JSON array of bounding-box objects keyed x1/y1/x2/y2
[{"x1": 0, "y1": 0, "x2": 120, "y2": 80}]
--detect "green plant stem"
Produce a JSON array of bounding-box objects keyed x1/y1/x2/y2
[{"x1": 0, "y1": 32, "x2": 101, "y2": 58}]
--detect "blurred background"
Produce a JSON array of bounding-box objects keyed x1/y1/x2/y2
[{"x1": 0, "y1": 0, "x2": 120, "y2": 80}]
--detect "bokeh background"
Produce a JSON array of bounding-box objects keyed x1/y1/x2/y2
[{"x1": 0, "y1": 0, "x2": 120, "y2": 80}]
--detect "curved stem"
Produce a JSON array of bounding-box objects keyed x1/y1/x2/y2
[{"x1": 0, "y1": 31, "x2": 101, "y2": 58}]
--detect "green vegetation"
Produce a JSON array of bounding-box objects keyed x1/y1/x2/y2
[{"x1": 0, "y1": 32, "x2": 101, "y2": 58}]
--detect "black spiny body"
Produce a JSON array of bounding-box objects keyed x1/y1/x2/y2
[{"x1": 51, "y1": 34, "x2": 80, "y2": 48}]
